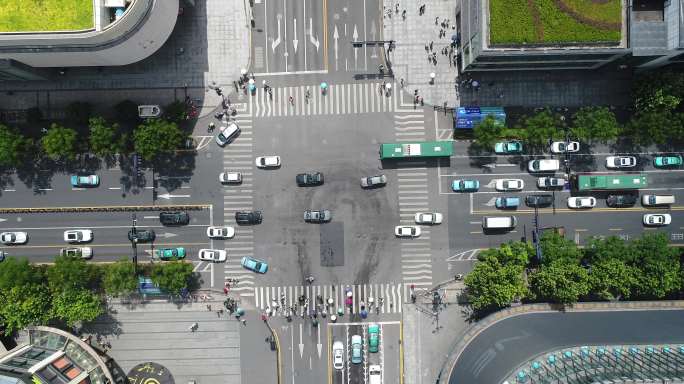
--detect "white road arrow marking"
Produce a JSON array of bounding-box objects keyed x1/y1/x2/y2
[
  {"x1": 333, "y1": 25, "x2": 339, "y2": 71},
  {"x1": 299, "y1": 323, "x2": 304, "y2": 358},
  {"x1": 309, "y1": 18, "x2": 320, "y2": 51},
  {"x1": 272, "y1": 15, "x2": 282, "y2": 53},
  {"x1": 353, "y1": 25, "x2": 359, "y2": 68},
  {"x1": 292, "y1": 18, "x2": 299, "y2": 53},
  {"x1": 317, "y1": 325, "x2": 322, "y2": 359},
  {"x1": 160, "y1": 232, "x2": 177, "y2": 239},
  {"x1": 0, "y1": 218, "x2": 7, "y2": 222},
  {"x1": 485, "y1": 197, "x2": 498, "y2": 207},
  {"x1": 158, "y1": 193, "x2": 191, "y2": 199}
]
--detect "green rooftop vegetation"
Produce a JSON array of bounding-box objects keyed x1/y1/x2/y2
[
  {"x1": 489, "y1": 0, "x2": 622, "y2": 45},
  {"x1": 0, "y1": 0, "x2": 93, "y2": 33}
]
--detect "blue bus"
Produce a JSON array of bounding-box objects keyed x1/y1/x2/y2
[{"x1": 455, "y1": 107, "x2": 506, "y2": 129}]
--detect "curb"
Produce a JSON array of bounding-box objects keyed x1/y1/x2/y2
[{"x1": 439, "y1": 300, "x2": 684, "y2": 383}]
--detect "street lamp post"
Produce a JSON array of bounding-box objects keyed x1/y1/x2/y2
[{"x1": 130, "y1": 213, "x2": 138, "y2": 273}]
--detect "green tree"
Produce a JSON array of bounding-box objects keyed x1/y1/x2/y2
[
  {"x1": 66, "y1": 102, "x2": 93, "y2": 125},
  {"x1": 163, "y1": 100, "x2": 188, "y2": 123},
  {"x1": 633, "y1": 71, "x2": 684, "y2": 113},
  {"x1": 588, "y1": 258, "x2": 635, "y2": 301},
  {"x1": 150, "y1": 261, "x2": 193, "y2": 295},
  {"x1": 539, "y1": 231, "x2": 583, "y2": 266},
  {"x1": 630, "y1": 233, "x2": 680, "y2": 299},
  {"x1": 89, "y1": 116, "x2": 125, "y2": 157},
  {"x1": 0, "y1": 124, "x2": 32, "y2": 168},
  {"x1": 133, "y1": 119, "x2": 186, "y2": 161},
  {"x1": 624, "y1": 110, "x2": 683, "y2": 146},
  {"x1": 477, "y1": 241, "x2": 532, "y2": 268},
  {"x1": 570, "y1": 107, "x2": 621, "y2": 143},
  {"x1": 473, "y1": 115, "x2": 504, "y2": 150},
  {"x1": 103, "y1": 259, "x2": 138, "y2": 297},
  {"x1": 465, "y1": 258, "x2": 527, "y2": 313},
  {"x1": 584, "y1": 236, "x2": 635, "y2": 265},
  {"x1": 51, "y1": 289, "x2": 103, "y2": 327},
  {"x1": 528, "y1": 260, "x2": 590, "y2": 304},
  {"x1": 46, "y1": 255, "x2": 97, "y2": 294},
  {"x1": 0, "y1": 257, "x2": 42, "y2": 292},
  {"x1": 42, "y1": 123, "x2": 79, "y2": 160},
  {"x1": 521, "y1": 110, "x2": 561, "y2": 148},
  {"x1": 0, "y1": 284, "x2": 52, "y2": 335}
]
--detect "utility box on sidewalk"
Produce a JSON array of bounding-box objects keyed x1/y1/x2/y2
[{"x1": 138, "y1": 105, "x2": 162, "y2": 118}]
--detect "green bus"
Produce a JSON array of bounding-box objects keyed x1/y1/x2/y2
[
  {"x1": 574, "y1": 173, "x2": 648, "y2": 191},
  {"x1": 380, "y1": 141, "x2": 453, "y2": 159}
]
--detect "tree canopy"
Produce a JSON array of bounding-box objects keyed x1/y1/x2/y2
[
  {"x1": 133, "y1": 119, "x2": 186, "y2": 161},
  {"x1": 103, "y1": 258, "x2": 138, "y2": 297},
  {"x1": 0, "y1": 124, "x2": 32, "y2": 168},
  {"x1": 89, "y1": 116, "x2": 126, "y2": 157},
  {"x1": 150, "y1": 261, "x2": 193, "y2": 295},
  {"x1": 570, "y1": 107, "x2": 621, "y2": 143},
  {"x1": 42, "y1": 123, "x2": 79, "y2": 160}
]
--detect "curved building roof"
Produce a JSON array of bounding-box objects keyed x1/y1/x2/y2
[{"x1": 0, "y1": 0, "x2": 179, "y2": 67}]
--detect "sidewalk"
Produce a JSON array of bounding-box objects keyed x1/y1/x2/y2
[{"x1": 382, "y1": 0, "x2": 459, "y2": 109}]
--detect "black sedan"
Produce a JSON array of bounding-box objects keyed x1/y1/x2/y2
[
  {"x1": 606, "y1": 194, "x2": 637, "y2": 208},
  {"x1": 296, "y1": 172, "x2": 324, "y2": 186}
]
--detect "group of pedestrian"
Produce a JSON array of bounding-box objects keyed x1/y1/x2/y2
[
  {"x1": 413, "y1": 89, "x2": 424, "y2": 106},
  {"x1": 383, "y1": 3, "x2": 407, "y2": 20}
]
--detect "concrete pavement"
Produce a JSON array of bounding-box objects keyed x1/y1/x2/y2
[{"x1": 383, "y1": 0, "x2": 459, "y2": 108}]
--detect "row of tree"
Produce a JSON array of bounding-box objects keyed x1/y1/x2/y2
[
  {"x1": 473, "y1": 70, "x2": 684, "y2": 149},
  {"x1": 0, "y1": 256, "x2": 194, "y2": 335},
  {"x1": 464, "y1": 232, "x2": 681, "y2": 316},
  {"x1": 0, "y1": 100, "x2": 191, "y2": 169}
]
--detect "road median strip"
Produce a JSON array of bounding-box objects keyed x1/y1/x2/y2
[{"x1": 0, "y1": 204, "x2": 210, "y2": 214}]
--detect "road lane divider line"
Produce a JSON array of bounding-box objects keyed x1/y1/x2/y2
[
  {"x1": 471, "y1": 206, "x2": 684, "y2": 214},
  {"x1": 1, "y1": 242, "x2": 208, "y2": 249},
  {"x1": 0, "y1": 204, "x2": 210, "y2": 214}
]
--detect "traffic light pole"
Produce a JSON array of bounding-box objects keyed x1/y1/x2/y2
[
  {"x1": 351, "y1": 40, "x2": 395, "y2": 75},
  {"x1": 131, "y1": 213, "x2": 138, "y2": 273}
]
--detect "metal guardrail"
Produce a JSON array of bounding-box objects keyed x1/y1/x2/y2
[{"x1": 0, "y1": 204, "x2": 209, "y2": 214}]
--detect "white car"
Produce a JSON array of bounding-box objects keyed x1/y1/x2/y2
[
  {"x1": 64, "y1": 229, "x2": 93, "y2": 243},
  {"x1": 528, "y1": 159, "x2": 560, "y2": 172},
  {"x1": 332, "y1": 341, "x2": 344, "y2": 370},
  {"x1": 537, "y1": 177, "x2": 565, "y2": 188},
  {"x1": 0, "y1": 231, "x2": 27, "y2": 245},
  {"x1": 567, "y1": 196, "x2": 596, "y2": 209},
  {"x1": 495, "y1": 179, "x2": 524, "y2": 191},
  {"x1": 198, "y1": 249, "x2": 227, "y2": 262},
  {"x1": 60, "y1": 247, "x2": 93, "y2": 259},
  {"x1": 255, "y1": 156, "x2": 281, "y2": 168},
  {"x1": 395, "y1": 225, "x2": 421, "y2": 237},
  {"x1": 605, "y1": 156, "x2": 637, "y2": 169},
  {"x1": 361, "y1": 174, "x2": 387, "y2": 188},
  {"x1": 550, "y1": 141, "x2": 580, "y2": 153},
  {"x1": 206, "y1": 226, "x2": 235, "y2": 239},
  {"x1": 643, "y1": 213, "x2": 671, "y2": 226},
  {"x1": 414, "y1": 212, "x2": 443, "y2": 225},
  {"x1": 219, "y1": 172, "x2": 242, "y2": 184}
]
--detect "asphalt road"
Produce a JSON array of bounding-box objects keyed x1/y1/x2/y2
[
  {"x1": 448, "y1": 310, "x2": 684, "y2": 384},
  {"x1": 0, "y1": 210, "x2": 213, "y2": 262},
  {"x1": 251, "y1": 0, "x2": 383, "y2": 75}
]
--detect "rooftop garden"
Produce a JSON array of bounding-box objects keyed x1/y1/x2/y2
[
  {"x1": 489, "y1": 0, "x2": 622, "y2": 46},
  {"x1": 0, "y1": 0, "x2": 93, "y2": 33}
]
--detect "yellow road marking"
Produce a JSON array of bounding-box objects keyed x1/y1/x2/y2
[
  {"x1": 327, "y1": 324, "x2": 332, "y2": 384},
  {"x1": 608, "y1": 228, "x2": 623, "y2": 231},
  {"x1": 470, "y1": 231, "x2": 481, "y2": 234},
  {"x1": 0, "y1": 204, "x2": 210, "y2": 213},
  {"x1": 574, "y1": 229, "x2": 588, "y2": 232}
]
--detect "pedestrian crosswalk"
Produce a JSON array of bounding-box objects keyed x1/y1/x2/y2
[
  {"x1": 253, "y1": 283, "x2": 404, "y2": 316},
  {"x1": 249, "y1": 82, "x2": 403, "y2": 118},
  {"x1": 220, "y1": 107, "x2": 257, "y2": 297},
  {"x1": 393, "y1": 110, "x2": 434, "y2": 294}
]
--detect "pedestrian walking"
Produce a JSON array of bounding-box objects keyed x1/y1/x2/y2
[
  {"x1": 306, "y1": 276, "x2": 315, "y2": 284},
  {"x1": 208, "y1": 122, "x2": 215, "y2": 133},
  {"x1": 289, "y1": 95, "x2": 294, "y2": 105},
  {"x1": 429, "y1": 41, "x2": 433, "y2": 51},
  {"x1": 395, "y1": 3, "x2": 399, "y2": 13},
  {"x1": 402, "y1": 9, "x2": 406, "y2": 20},
  {"x1": 425, "y1": 44, "x2": 429, "y2": 52},
  {"x1": 400, "y1": 78, "x2": 405, "y2": 88},
  {"x1": 419, "y1": 97, "x2": 424, "y2": 106},
  {"x1": 241, "y1": 319, "x2": 247, "y2": 326},
  {"x1": 435, "y1": 16, "x2": 439, "y2": 25}
]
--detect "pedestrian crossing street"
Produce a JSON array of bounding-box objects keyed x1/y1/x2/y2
[
  {"x1": 393, "y1": 105, "x2": 434, "y2": 291},
  {"x1": 253, "y1": 283, "x2": 404, "y2": 316},
  {"x1": 249, "y1": 82, "x2": 404, "y2": 118},
  {"x1": 220, "y1": 106, "x2": 257, "y2": 298}
]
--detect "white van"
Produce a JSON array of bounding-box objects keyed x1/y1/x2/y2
[
  {"x1": 528, "y1": 159, "x2": 560, "y2": 172},
  {"x1": 369, "y1": 365, "x2": 381, "y2": 384},
  {"x1": 482, "y1": 216, "x2": 517, "y2": 230},
  {"x1": 642, "y1": 194, "x2": 675, "y2": 206}
]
